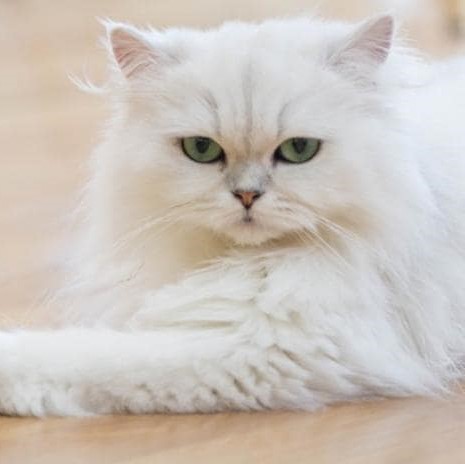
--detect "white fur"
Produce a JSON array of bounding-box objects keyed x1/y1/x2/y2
[{"x1": 2, "y1": 15, "x2": 465, "y2": 416}]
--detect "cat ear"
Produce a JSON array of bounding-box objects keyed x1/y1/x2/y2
[
  {"x1": 104, "y1": 21, "x2": 161, "y2": 79},
  {"x1": 330, "y1": 15, "x2": 395, "y2": 72}
]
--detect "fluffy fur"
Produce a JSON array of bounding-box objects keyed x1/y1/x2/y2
[{"x1": 2, "y1": 15, "x2": 465, "y2": 416}]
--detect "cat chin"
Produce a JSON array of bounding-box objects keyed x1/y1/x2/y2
[{"x1": 220, "y1": 220, "x2": 285, "y2": 246}]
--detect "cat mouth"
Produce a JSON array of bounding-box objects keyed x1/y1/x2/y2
[
  {"x1": 223, "y1": 212, "x2": 284, "y2": 245},
  {"x1": 242, "y1": 211, "x2": 255, "y2": 224}
]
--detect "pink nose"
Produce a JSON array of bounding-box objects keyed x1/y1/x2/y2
[{"x1": 232, "y1": 190, "x2": 262, "y2": 209}]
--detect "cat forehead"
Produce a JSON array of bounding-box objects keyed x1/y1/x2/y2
[
  {"x1": 153, "y1": 47, "x2": 349, "y2": 148},
  {"x1": 162, "y1": 19, "x2": 344, "y2": 81},
  {"x1": 147, "y1": 55, "x2": 350, "y2": 155},
  {"x1": 167, "y1": 18, "x2": 347, "y2": 55},
  {"x1": 155, "y1": 22, "x2": 345, "y2": 113},
  {"x1": 156, "y1": 19, "x2": 357, "y2": 104}
]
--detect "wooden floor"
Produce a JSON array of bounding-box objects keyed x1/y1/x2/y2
[
  {"x1": 2, "y1": 398, "x2": 465, "y2": 464},
  {"x1": 1, "y1": 0, "x2": 465, "y2": 462}
]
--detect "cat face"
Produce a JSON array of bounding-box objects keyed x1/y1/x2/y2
[{"x1": 104, "y1": 16, "x2": 400, "y2": 246}]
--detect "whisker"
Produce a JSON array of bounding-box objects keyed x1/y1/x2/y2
[{"x1": 300, "y1": 227, "x2": 357, "y2": 272}]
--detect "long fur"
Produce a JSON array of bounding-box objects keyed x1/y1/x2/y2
[{"x1": 1, "y1": 15, "x2": 465, "y2": 416}]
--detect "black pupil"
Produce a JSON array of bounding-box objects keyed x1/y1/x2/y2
[
  {"x1": 195, "y1": 137, "x2": 210, "y2": 154},
  {"x1": 292, "y1": 138, "x2": 307, "y2": 154}
]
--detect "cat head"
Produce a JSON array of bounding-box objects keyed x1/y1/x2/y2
[{"x1": 96, "y1": 16, "x2": 416, "y2": 247}]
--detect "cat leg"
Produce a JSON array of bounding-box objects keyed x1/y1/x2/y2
[
  {"x1": 0, "y1": 318, "x2": 441, "y2": 416},
  {"x1": 0, "y1": 327, "x2": 325, "y2": 416}
]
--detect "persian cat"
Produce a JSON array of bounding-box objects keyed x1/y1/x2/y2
[{"x1": 2, "y1": 14, "x2": 465, "y2": 416}]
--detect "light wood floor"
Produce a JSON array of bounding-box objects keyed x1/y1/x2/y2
[{"x1": 1, "y1": 1, "x2": 465, "y2": 462}]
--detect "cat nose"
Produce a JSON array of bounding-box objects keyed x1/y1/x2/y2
[{"x1": 232, "y1": 190, "x2": 263, "y2": 209}]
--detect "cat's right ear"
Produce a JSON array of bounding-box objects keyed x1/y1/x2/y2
[{"x1": 103, "y1": 21, "x2": 167, "y2": 79}]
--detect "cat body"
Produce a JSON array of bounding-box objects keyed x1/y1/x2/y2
[{"x1": 2, "y1": 15, "x2": 465, "y2": 416}]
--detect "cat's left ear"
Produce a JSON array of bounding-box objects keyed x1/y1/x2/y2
[{"x1": 329, "y1": 15, "x2": 395, "y2": 73}]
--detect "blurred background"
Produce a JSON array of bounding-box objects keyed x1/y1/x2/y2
[{"x1": 1, "y1": 0, "x2": 465, "y2": 327}]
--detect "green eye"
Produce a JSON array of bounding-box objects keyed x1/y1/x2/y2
[
  {"x1": 181, "y1": 136, "x2": 224, "y2": 163},
  {"x1": 275, "y1": 137, "x2": 321, "y2": 164}
]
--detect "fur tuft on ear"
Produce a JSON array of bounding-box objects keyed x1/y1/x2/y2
[
  {"x1": 330, "y1": 15, "x2": 395, "y2": 72},
  {"x1": 103, "y1": 21, "x2": 159, "y2": 79}
]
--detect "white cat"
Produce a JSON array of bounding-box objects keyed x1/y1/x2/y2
[{"x1": 2, "y1": 14, "x2": 465, "y2": 416}]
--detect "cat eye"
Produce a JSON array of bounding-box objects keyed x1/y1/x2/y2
[
  {"x1": 181, "y1": 136, "x2": 225, "y2": 163},
  {"x1": 274, "y1": 137, "x2": 321, "y2": 164}
]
